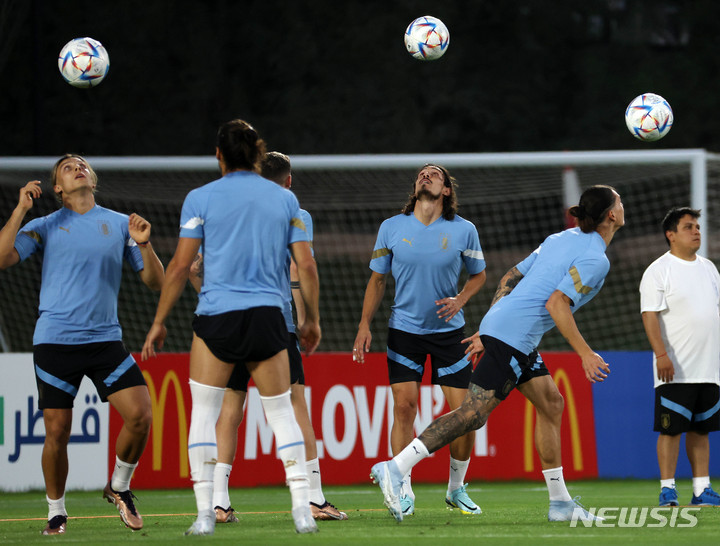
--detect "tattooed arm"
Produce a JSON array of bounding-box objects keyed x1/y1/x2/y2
[{"x1": 489, "y1": 266, "x2": 524, "y2": 307}]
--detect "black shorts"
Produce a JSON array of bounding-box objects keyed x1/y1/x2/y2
[
  {"x1": 226, "y1": 332, "x2": 305, "y2": 392},
  {"x1": 386, "y1": 327, "x2": 472, "y2": 389},
  {"x1": 33, "y1": 341, "x2": 146, "y2": 409},
  {"x1": 469, "y1": 335, "x2": 549, "y2": 400},
  {"x1": 654, "y1": 383, "x2": 720, "y2": 435},
  {"x1": 192, "y1": 307, "x2": 289, "y2": 365}
]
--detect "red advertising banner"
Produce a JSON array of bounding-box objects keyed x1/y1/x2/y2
[{"x1": 110, "y1": 352, "x2": 597, "y2": 488}]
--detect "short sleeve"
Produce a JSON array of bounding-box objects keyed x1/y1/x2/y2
[
  {"x1": 369, "y1": 219, "x2": 392, "y2": 274},
  {"x1": 516, "y1": 246, "x2": 540, "y2": 275},
  {"x1": 639, "y1": 264, "x2": 667, "y2": 313},
  {"x1": 14, "y1": 217, "x2": 45, "y2": 261},
  {"x1": 179, "y1": 189, "x2": 205, "y2": 239},
  {"x1": 461, "y1": 224, "x2": 485, "y2": 275},
  {"x1": 557, "y1": 254, "x2": 610, "y2": 306}
]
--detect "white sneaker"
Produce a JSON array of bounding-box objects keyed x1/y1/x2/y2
[
  {"x1": 184, "y1": 510, "x2": 216, "y2": 535},
  {"x1": 292, "y1": 505, "x2": 318, "y2": 534}
]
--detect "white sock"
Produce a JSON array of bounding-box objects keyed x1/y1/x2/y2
[
  {"x1": 188, "y1": 380, "x2": 225, "y2": 514},
  {"x1": 448, "y1": 456, "x2": 470, "y2": 494},
  {"x1": 260, "y1": 390, "x2": 309, "y2": 511},
  {"x1": 110, "y1": 456, "x2": 138, "y2": 492},
  {"x1": 212, "y1": 462, "x2": 233, "y2": 509},
  {"x1": 306, "y1": 457, "x2": 325, "y2": 505},
  {"x1": 47, "y1": 494, "x2": 67, "y2": 519},
  {"x1": 394, "y1": 438, "x2": 429, "y2": 477},
  {"x1": 401, "y1": 471, "x2": 415, "y2": 500},
  {"x1": 660, "y1": 478, "x2": 676, "y2": 489},
  {"x1": 542, "y1": 466, "x2": 572, "y2": 502},
  {"x1": 193, "y1": 481, "x2": 214, "y2": 517},
  {"x1": 693, "y1": 476, "x2": 711, "y2": 497}
]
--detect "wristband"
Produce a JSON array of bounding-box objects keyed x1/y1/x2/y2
[
  {"x1": 136, "y1": 240, "x2": 149, "y2": 246},
  {"x1": 656, "y1": 352, "x2": 667, "y2": 359}
]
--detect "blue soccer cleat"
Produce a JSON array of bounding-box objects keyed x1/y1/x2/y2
[
  {"x1": 691, "y1": 486, "x2": 720, "y2": 506},
  {"x1": 445, "y1": 484, "x2": 482, "y2": 515},
  {"x1": 400, "y1": 494, "x2": 415, "y2": 516},
  {"x1": 659, "y1": 486, "x2": 679, "y2": 507}
]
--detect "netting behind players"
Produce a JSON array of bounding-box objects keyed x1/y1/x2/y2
[{"x1": 1, "y1": 151, "x2": 719, "y2": 353}]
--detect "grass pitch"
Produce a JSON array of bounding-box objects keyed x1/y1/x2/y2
[{"x1": 1, "y1": 480, "x2": 718, "y2": 544}]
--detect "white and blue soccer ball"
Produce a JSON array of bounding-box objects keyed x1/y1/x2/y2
[
  {"x1": 625, "y1": 93, "x2": 673, "y2": 141},
  {"x1": 404, "y1": 16, "x2": 449, "y2": 61},
  {"x1": 58, "y1": 37, "x2": 110, "y2": 88}
]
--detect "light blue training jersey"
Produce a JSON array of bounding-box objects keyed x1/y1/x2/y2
[
  {"x1": 479, "y1": 227, "x2": 610, "y2": 355},
  {"x1": 370, "y1": 212, "x2": 485, "y2": 335},
  {"x1": 14, "y1": 205, "x2": 144, "y2": 345},
  {"x1": 281, "y1": 209, "x2": 313, "y2": 333},
  {"x1": 179, "y1": 170, "x2": 309, "y2": 316}
]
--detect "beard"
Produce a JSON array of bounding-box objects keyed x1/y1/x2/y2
[{"x1": 416, "y1": 186, "x2": 442, "y2": 201}]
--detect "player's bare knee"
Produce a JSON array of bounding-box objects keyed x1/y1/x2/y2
[{"x1": 393, "y1": 399, "x2": 418, "y2": 424}]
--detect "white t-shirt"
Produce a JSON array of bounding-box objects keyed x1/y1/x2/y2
[{"x1": 639, "y1": 251, "x2": 720, "y2": 388}]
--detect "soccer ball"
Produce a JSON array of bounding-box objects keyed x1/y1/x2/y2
[
  {"x1": 624, "y1": 93, "x2": 673, "y2": 141},
  {"x1": 404, "y1": 16, "x2": 449, "y2": 61},
  {"x1": 58, "y1": 37, "x2": 110, "y2": 88}
]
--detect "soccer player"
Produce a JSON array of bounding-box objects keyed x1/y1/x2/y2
[
  {"x1": 353, "y1": 164, "x2": 487, "y2": 516},
  {"x1": 141, "y1": 120, "x2": 321, "y2": 535},
  {"x1": 370, "y1": 185, "x2": 624, "y2": 523},
  {"x1": 191, "y1": 152, "x2": 346, "y2": 523},
  {"x1": 0, "y1": 154, "x2": 165, "y2": 535},
  {"x1": 640, "y1": 207, "x2": 720, "y2": 507}
]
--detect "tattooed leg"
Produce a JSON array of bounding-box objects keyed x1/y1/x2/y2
[{"x1": 418, "y1": 383, "x2": 502, "y2": 454}]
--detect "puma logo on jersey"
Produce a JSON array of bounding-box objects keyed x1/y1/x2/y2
[
  {"x1": 59, "y1": 226, "x2": 70, "y2": 233},
  {"x1": 402, "y1": 238, "x2": 413, "y2": 246}
]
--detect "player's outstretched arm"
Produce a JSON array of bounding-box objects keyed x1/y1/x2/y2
[
  {"x1": 353, "y1": 271, "x2": 386, "y2": 363},
  {"x1": 290, "y1": 240, "x2": 321, "y2": 355},
  {"x1": 129, "y1": 213, "x2": 165, "y2": 291},
  {"x1": 142, "y1": 237, "x2": 200, "y2": 360},
  {"x1": 0, "y1": 181, "x2": 42, "y2": 269},
  {"x1": 545, "y1": 290, "x2": 610, "y2": 383},
  {"x1": 436, "y1": 270, "x2": 486, "y2": 322}
]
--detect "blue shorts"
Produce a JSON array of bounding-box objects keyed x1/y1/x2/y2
[{"x1": 33, "y1": 341, "x2": 146, "y2": 409}]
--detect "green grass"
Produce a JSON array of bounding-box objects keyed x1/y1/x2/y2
[{"x1": 0, "y1": 481, "x2": 717, "y2": 544}]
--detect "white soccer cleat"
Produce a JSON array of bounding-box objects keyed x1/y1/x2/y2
[
  {"x1": 184, "y1": 510, "x2": 216, "y2": 535},
  {"x1": 370, "y1": 461, "x2": 404, "y2": 522},
  {"x1": 548, "y1": 497, "x2": 604, "y2": 522},
  {"x1": 292, "y1": 505, "x2": 318, "y2": 533}
]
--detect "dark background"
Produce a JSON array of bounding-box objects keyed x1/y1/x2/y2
[{"x1": 1, "y1": 0, "x2": 718, "y2": 157}]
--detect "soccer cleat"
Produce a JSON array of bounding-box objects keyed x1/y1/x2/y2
[
  {"x1": 659, "y1": 486, "x2": 679, "y2": 507},
  {"x1": 370, "y1": 461, "x2": 404, "y2": 522},
  {"x1": 292, "y1": 505, "x2": 319, "y2": 533},
  {"x1": 691, "y1": 486, "x2": 720, "y2": 506},
  {"x1": 184, "y1": 510, "x2": 216, "y2": 536},
  {"x1": 445, "y1": 484, "x2": 482, "y2": 515},
  {"x1": 103, "y1": 483, "x2": 143, "y2": 530},
  {"x1": 41, "y1": 515, "x2": 67, "y2": 535},
  {"x1": 400, "y1": 495, "x2": 415, "y2": 516},
  {"x1": 214, "y1": 505, "x2": 239, "y2": 523},
  {"x1": 310, "y1": 501, "x2": 348, "y2": 520},
  {"x1": 548, "y1": 496, "x2": 604, "y2": 522}
]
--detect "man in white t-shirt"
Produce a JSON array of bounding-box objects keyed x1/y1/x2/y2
[{"x1": 640, "y1": 207, "x2": 720, "y2": 507}]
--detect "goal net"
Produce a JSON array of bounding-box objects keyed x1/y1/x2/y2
[{"x1": 1, "y1": 150, "x2": 719, "y2": 354}]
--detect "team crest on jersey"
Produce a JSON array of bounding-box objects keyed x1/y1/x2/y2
[
  {"x1": 98, "y1": 221, "x2": 111, "y2": 236},
  {"x1": 661, "y1": 413, "x2": 671, "y2": 430},
  {"x1": 439, "y1": 233, "x2": 450, "y2": 251}
]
